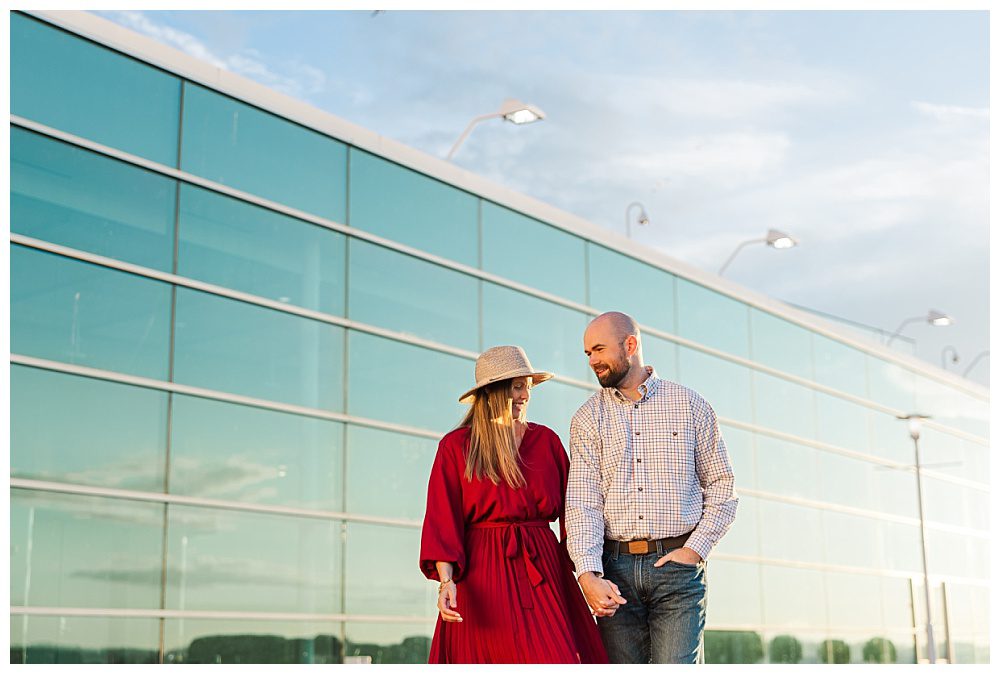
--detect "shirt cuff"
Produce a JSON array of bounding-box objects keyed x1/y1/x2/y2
[
  {"x1": 684, "y1": 533, "x2": 713, "y2": 561},
  {"x1": 573, "y1": 556, "x2": 604, "y2": 579}
]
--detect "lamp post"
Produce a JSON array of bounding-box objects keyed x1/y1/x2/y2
[
  {"x1": 897, "y1": 413, "x2": 936, "y2": 664},
  {"x1": 446, "y1": 98, "x2": 545, "y2": 160},
  {"x1": 718, "y1": 229, "x2": 798, "y2": 275},
  {"x1": 625, "y1": 201, "x2": 650, "y2": 239},
  {"x1": 886, "y1": 311, "x2": 953, "y2": 347}
]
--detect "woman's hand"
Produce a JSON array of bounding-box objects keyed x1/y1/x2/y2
[{"x1": 437, "y1": 580, "x2": 462, "y2": 622}]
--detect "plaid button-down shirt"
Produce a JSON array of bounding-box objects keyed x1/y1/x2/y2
[{"x1": 566, "y1": 367, "x2": 738, "y2": 577}]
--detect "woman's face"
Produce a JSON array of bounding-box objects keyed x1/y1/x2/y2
[{"x1": 509, "y1": 376, "x2": 531, "y2": 421}]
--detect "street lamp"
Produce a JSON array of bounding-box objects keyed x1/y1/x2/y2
[
  {"x1": 897, "y1": 413, "x2": 936, "y2": 664},
  {"x1": 446, "y1": 98, "x2": 546, "y2": 160},
  {"x1": 940, "y1": 346, "x2": 960, "y2": 370},
  {"x1": 886, "y1": 311, "x2": 953, "y2": 347},
  {"x1": 625, "y1": 201, "x2": 650, "y2": 239},
  {"x1": 718, "y1": 229, "x2": 798, "y2": 275}
]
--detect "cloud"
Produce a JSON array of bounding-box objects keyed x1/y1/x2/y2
[
  {"x1": 912, "y1": 101, "x2": 988, "y2": 122},
  {"x1": 106, "y1": 10, "x2": 326, "y2": 98}
]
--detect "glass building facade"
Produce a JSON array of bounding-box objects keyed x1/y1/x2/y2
[{"x1": 9, "y1": 10, "x2": 990, "y2": 665}]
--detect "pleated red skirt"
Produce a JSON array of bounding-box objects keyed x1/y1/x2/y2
[{"x1": 428, "y1": 521, "x2": 608, "y2": 664}]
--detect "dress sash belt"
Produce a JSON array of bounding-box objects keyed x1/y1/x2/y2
[{"x1": 469, "y1": 520, "x2": 551, "y2": 609}]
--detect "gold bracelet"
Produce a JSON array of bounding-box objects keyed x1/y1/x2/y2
[{"x1": 438, "y1": 578, "x2": 455, "y2": 592}]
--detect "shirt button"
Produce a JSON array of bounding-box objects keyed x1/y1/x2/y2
[
  {"x1": 635, "y1": 431, "x2": 641, "y2": 436},
  {"x1": 634, "y1": 404, "x2": 639, "y2": 409},
  {"x1": 638, "y1": 515, "x2": 644, "y2": 520},
  {"x1": 636, "y1": 459, "x2": 641, "y2": 463},
  {"x1": 638, "y1": 487, "x2": 643, "y2": 492}
]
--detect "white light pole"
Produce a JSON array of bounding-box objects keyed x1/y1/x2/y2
[
  {"x1": 625, "y1": 201, "x2": 650, "y2": 239},
  {"x1": 886, "y1": 310, "x2": 953, "y2": 347},
  {"x1": 446, "y1": 98, "x2": 545, "y2": 160},
  {"x1": 718, "y1": 229, "x2": 798, "y2": 275},
  {"x1": 898, "y1": 413, "x2": 936, "y2": 664}
]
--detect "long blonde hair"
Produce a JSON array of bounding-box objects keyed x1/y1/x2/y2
[{"x1": 458, "y1": 380, "x2": 525, "y2": 489}]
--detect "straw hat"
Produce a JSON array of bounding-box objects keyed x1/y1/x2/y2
[{"x1": 458, "y1": 345, "x2": 553, "y2": 403}]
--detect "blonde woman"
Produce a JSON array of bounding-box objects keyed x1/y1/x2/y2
[{"x1": 419, "y1": 346, "x2": 607, "y2": 664}]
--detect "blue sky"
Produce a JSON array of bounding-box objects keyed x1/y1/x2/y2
[{"x1": 96, "y1": 8, "x2": 990, "y2": 387}]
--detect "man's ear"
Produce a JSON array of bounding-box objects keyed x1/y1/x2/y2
[{"x1": 625, "y1": 335, "x2": 638, "y2": 357}]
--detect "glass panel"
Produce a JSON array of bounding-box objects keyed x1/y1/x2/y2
[
  {"x1": 881, "y1": 575, "x2": 915, "y2": 632},
  {"x1": 914, "y1": 377, "x2": 989, "y2": 438},
  {"x1": 349, "y1": 240, "x2": 478, "y2": 351},
  {"x1": 10, "y1": 489, "x2": 164, "y2": 609},
  {"x1": 749, "y1": 309, "x2": 812, "y2": 381},
  {"x1": 764, "y1": 630, "x2": 825, "y2": 664},
  {"x1": 882, "y1": 521, "x2": 922, "y2": 573},
  {"x1": 712, "y1": 493, "x2": 759, "y2": 558},
  {"x1": 11, "y1": 13, "x2": 181, "y2": 165},
  {"x1": 10, "y1": 615, "x2": 160, "y2": 664},
  {"x1": 872, "y1": 464, "x2": 918, "y2": 519},
  {"x1": 825, "y1": 572, "x2": 884, "y2": 630},
  {"x1": 482, "y1": 201, "x2": 586, "y2": 303},
  {"x1": 482, "y1": 282, "x2": 590, "y2": 381},
  {"x1": 181, "y1": 83, "x2": 347, "y2": 221},
  {"x1": 760, "y1": 565, "x2": 828, "y2": 629},
  {"x1": 755, "y1": 436, "x2": 821, "y2": 502},
  {"x1": 677, "y1": 347, "x2": 753, "y2": 424},
  {"x1": 641, "y1": 333, "x2": 678, "y2": 382},
  {"x1": 821, "y1": 510, "x2": 884, "y2": 569},
  {"x1": 587, "y1": 243, "x2": 676, "y2": 333},
  {"x1": 348, "y1": 148, "x2": 477, "y2": 266},
  {"x1": 347, "y1": 332, "x2": 469, "y2": 434},
  {"x1": 177, "y1": 184, "x2": 346, "y2": 315},
  {"x1": 164, "y1": 505, "x2": 340, "y2": 613},
  {"x1": 11, "y1": 128, "x2": 176, "y2": 271},
  {"x1": 721, "y1": 425, "x2": 755, "y2": 490},
  {"x1": 706, "y1": 560, "x2": 762, "y2": 626},
  {"x1": 524, "y1": 380, "x2": 593, "y2": 449},
  {"x1": 816, "y1": 451, "x2": 879, "y2": 511},
  {"x1": 867, "y1": 356, "x2": 916, "y2": 412},
  {"x1": 811, "y1": 332, "x2": 867, "y2": 399},
  {"x1": 815, "y1": 392, "x2": 870, "y2": 454},
  {"x1": 346, "y1": 426, "x2": 436, "y2": 521},
  {"x1": 704, "y1": 630, "x2": 765, "y2": 664},
  {"x1": 344, "y1": 524, "x2": 435, "y2": 618},
  {"x1": 344, "y1": 622, "x2": 434, "y2": 664},
  {"x1": 757, "y1": 500, "x2": 825, "y2": 564},
  {"x1": 173, "y1": 288, "x2": 344, "y2": 410},
  {"x1": 11, "y1": 245, "x2": 172, "y2": 379},
  {"x1": 870, "y1": 411, "x2": 914, "y2": 464},
  {"x1": 926, "y1": 529, "x2": 975, "y2": 578},
  {"x1": 11, "y1": 365, "x2": 168, "y2": 491},
  {"x1": 921, "y1": 475, "x2": 972, "y2": 529},
  {"x1": 676, "y1": 279, "x2": 749, "y2": 358},
  {"x1": 163, "y1": 619, "x2": 343, "y2": 664},
  {"x1": 170, "y1": 395, "x2": 343, "y2": 510},
  {"x1": 752, "y1": 371, "x2": 815, "y2": 439}
]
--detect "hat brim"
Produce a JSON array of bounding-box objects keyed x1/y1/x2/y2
[{"x1": 458, "y1": 371, "x2": 554, "y2": 404}]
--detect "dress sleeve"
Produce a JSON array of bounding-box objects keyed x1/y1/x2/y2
[
  {"x1": 551, "y1": 430, "x2": 571, "y2": 546},
  {"x1": 419, "y1": 434, "x2": 467, "y2": 581}
]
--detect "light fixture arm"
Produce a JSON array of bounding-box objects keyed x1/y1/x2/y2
[
  {"x1": 625, "y1": 201, "x2": 649, "y2": 239},
  {"x1": 886, "y1": 316, "x2": 923, "y2": 346},
  {"x1": 446, "y1": 111, "x2": 503, "y2": 160},
  {"x1": 962, "y1": 350, "x2": 989, "y2": 377},
  {"x1": 718, "y1": 237, "x2": 765, "y2": 276}
]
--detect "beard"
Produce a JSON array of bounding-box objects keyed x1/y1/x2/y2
[{"x1": 594, "y1": 350, "x2": 631, "y2": 388}]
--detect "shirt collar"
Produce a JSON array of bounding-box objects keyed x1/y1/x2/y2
[{"x1": 610, "y1": 365, "x2": 660, "y2": 403}]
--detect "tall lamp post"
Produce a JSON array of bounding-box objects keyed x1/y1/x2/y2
[
  {"x1": 898, "y1": 413, "x2": 936, "y2": 664},
  {"x1": 446, "y1": 98, "x2": 545, "y2": 160},
  {"x1": 625, "y1": 201, "x2": 649, "y2": 239},
  {"x1": 886, "y1": 310, "x2": 953, "y2": 347}
]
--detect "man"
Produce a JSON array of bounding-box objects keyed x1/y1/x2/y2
[{"x1": 565, "y1": 311, "x2": 738, "y2": 664}]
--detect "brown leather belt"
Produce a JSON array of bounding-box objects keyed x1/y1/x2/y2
[{"x1": 607, "y1": 531, "x2": 692, "y2": 555}]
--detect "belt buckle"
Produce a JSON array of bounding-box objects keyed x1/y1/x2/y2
[{"x1": 627, "y1": 540, "x2": 649, "y2": 554}]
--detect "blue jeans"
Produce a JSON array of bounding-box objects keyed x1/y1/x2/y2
[{"x1": 597, "y1": 540, "x2": 707, "y2": 664}]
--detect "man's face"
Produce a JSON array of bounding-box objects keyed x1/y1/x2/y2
[{"x1": 583, "y1": 322, "x2": 631, "y2": 388}]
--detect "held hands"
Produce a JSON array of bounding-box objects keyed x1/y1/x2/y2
[
  {"x1": 578, "y1": 572, "x2": 627, "y2": 618},
  {"x1": 653, "y1": 546, "x2": 702, "y2": 568},
  {"x1": 437, "y1": 580, "x2": 462, "y2": 622}
]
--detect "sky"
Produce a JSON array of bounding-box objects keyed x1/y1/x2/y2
[{"x1": 94, "y1": 7, "x2": 991, "y2": 388}]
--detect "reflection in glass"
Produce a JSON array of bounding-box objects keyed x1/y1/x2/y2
[
  {"x1": 762, "y1": 631, "x2": 826, "y2": 664},
  {"x1": 164, "y1": 505, "x2": 340, "y2": 613},
  {"x1": 676, "y1": 278, "x2": 749, "y2": 358},
  {"x1": 712, "y1": 493, "x2": 759, "y2": 558},
  {"x1": 814, "y1": 392, "x2": 870, "y2": 454},
  {"x1": 706, "y1": 560, "x2": 762, "y2": 626},
  {"x1": 349, "y1": 240, "x2": 478, "y2": 351},
  {"x1": 881, "y1": 521, "x2": 922, "y2": 574},
  {"x1": 753, "y1": 371, "x2": 816, "y2": 439},
  {"x1": 348, "y1": 148, "x2": 477, "y2": 266},
  {"x1": 760, "y1": 565, "x2": 828, "y2": 629},
  {"x1": 720, "y1": 425, "x2": 755, "y2": 491},
  {"x1": 587, "y1": 243, "x2": 676, "y2": 334},
  {"x1": 346, "y1": 426, "x2": 436, "y2": 520},
  {"x1": 173, "y1": 288, "x2": 345, "y2": 411},
  {"x1": 181, "y1": 83, "x2": 347, "y2": 221},
  {"x1": 642, "y1": 333, "x2": 678, "y2": 382},
  {"x1": 825, "y1": 572, "x2": 884, "y2": 630},
  {"x1": 11, "y1": 128, "x2": 176, "y2": 272},
  {"x1": 522, "y1": 379, "x2": 593, "y2": 448},
  {"x1": 482, "y1": 201, "x2": 586, "y2": 304},
  {"x1": 11, "y1": 13, "x2": 181, "y2": 166},
  {"x1": 170, "y1": 395, "x2": 343, "y2": 510},
  {"x1": 881, "y1": 576, "x2": 915, "y2": 633},
  {"x1": 867, "y1": 356, "x2": 916, "y2": 413},
  {"x1": 870, "y1": 411, "x2": 915, "y2": 464},
  {"x1": 704, "y1": 630, "x2": 764, "y2": 663},
  {"x1": 347, "y1": 331, "x2": 468, "y2": 433},
  {"x1": 812, "y1": 332, "x2": 867, "y2": 399},
  {"x1": 344, "y1": 622, "x2": 434, "y2": 664},
  {"x1": 10, "y1": 615, "x2": 160, "y2": 664},
  {"x1": 10, "y1": 489, "x2": 164, "y2": 609},
  {"x1": 344, "y1": 524, "x2": 435, "y2": 618},
  {"x1": 11, "y1": 365, "x2": 168, "y2": 491},
  {"x1": 177, "y1": 184, "x2": 346, "y2": 315},
  {"x1": 754, "y1": 436, "x2": 820, "y2": 502},
  {"x1": 757, "y1": 500, "x2": 825, "y2": 564},
  {"x1": 821, "y1": 510, "x2": 884, "y2": 570},
  {"x1": 749, "y1": 308, "x2": 812, "y2": 381},
  {"x1": 816, "y1": 451, "x2": 879, "y2": 511},
  {"x1": 677, "y1": 347, "x2": 753, "y2": 423},
  {"x1": 482, "y1": 282, "x2": 590, "y2": 381},
  {"x1": 11, "y1": 245, "x2": 172, "y2": 380},
  {"x1": 163, "y1": 619, "x2": 343, "y2": 664}
]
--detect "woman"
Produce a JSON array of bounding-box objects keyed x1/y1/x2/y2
[{"x1": 419, "y1": 345, "x2": 607, "y2": 664}]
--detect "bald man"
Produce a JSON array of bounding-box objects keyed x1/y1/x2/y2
[{"x1": 565, "y1": 311, "x2": 738, "y2": 664}]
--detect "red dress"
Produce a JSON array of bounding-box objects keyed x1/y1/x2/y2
[{"x1": 419, "y1": 423, "x2": 608, "y2": 664}]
